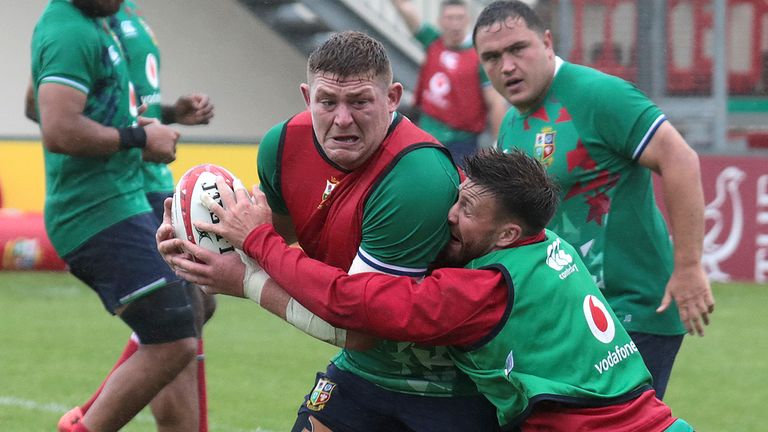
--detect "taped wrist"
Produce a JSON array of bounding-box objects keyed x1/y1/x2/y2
[
  {"x1": 286, "y1": 298, "x2": 347, "y2": 347},
  {"x1": 237, "y1": 249, "x2": 268, "y2": 303},
  {"x1": 118, "y1": 126, "x2": 147, "y2": 149}
]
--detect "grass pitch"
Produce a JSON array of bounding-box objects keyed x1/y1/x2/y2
[{"x1": 0, "y1": 271, "x2": 765, "y2": 431}]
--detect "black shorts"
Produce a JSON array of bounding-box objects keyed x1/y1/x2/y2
[
  {"x1": 295, "y1": 363, "x2": 499, "y2": 432},
  {"x1": 64, "y1": 212, "x2": 180, "y2": 314}
]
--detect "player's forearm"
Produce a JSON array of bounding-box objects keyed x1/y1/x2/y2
[
  {"x1": 243, "y1": 225, "x2": 506, "y2": 345},
  {"x1": 660, "y1": 147, "x2": 705, "y2": 268},
  {"x1": 243, "y1": 225, "x2": 369, "y2": 330},
  {"x1": 160, "y1": 104, "x2": 177, "y2": 125},
  {"x1": 42, "y1": 115, "x2": 124, "y2": 157},
  {"x1": 38, "y1": 83, "x2": 127, "y2": 157},
  {"x1": 390, "y1": 0, "x2": 422, "y2": 34}
]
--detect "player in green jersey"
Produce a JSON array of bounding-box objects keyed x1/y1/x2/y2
[
  {"x1": 31, "y1": 1, "x2": 199, "y2": 431},
  {"x1": 27, "y1": 3, "x2": 215, "y2": 430},
  {"x1": 64, "y1": 2, "x2": 215, "y2": 431},
  {"x1": 471, "y1": 0, "x2": 715, "y2": 399},
  {"x1": 390, "y1": 0, "x2": 507, "y2": 166}
]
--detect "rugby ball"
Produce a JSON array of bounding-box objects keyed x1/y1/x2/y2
[{"x1": 171, "y1": 164, "x2": 238, "y2": 255}]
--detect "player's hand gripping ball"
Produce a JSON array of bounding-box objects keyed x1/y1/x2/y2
[{"x1": 171, "y1": 164, "x2": 238, "y2": 255}]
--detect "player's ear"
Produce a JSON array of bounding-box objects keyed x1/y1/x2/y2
[
  {"x1": 387, "y1": 82, "x2": 403, "y2": 112},
  {"x1": 300, "y1": 83, "x2": 311, "y2": 107},
  {"x1": 496, "y1": 222, "x2": 522, "y2": 249}
]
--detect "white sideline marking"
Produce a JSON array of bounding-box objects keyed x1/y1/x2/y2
[{"x1": 0, "y1": 395, "x2": 276, "y2": 432}]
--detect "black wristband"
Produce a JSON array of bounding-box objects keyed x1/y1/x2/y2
[{"x1": 118, "y1": 126, "x2": 147, "y2": 149}]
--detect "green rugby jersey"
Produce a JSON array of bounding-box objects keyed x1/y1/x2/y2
[
  {"x1": 497, "y1": 59, "x2": 684, "y2": 336},
  {"x1": 258, "y1": 116, "x2": 477, "y2": 395},
  {"x1": 31, "y1": 0, "x2": 149, "y2": 255},
  {"x1": 111, "y1": 1, "x2": 173, "y2": 194},
  {"x1": 451, "y1": 231, "x2": 652, "y2": 426}
]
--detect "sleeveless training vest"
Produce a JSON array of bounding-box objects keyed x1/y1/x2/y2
[
  {"x1": 415, "y1": 38, "x2": 487, "y2": 133},
  {"x1": 450, "y1": 230, "x2": 652, "y2": 427},
  {"x1": 278, "y1": 111, "x2": 443, "y2": 269}
]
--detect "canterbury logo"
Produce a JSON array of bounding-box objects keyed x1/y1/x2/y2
[{"x1": 546, "y1": 238, "x2": 573, "y2": 271}]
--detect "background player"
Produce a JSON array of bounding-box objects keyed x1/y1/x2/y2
[
  {"x1": 26, "y1": 2, "x2": 215, "y2": 430},
  {"x1": 31, "y1": 0, "x2": 198, "y2": 430},
  {"x1": 390, "y1": 0, "x2": 507, "y2": 166},
  {"x1": 58, "y1": 2, "x2": 214, "y2": 431},
  {"x1": 473, "y1": 0, "x2": 715, "y2": 399}
]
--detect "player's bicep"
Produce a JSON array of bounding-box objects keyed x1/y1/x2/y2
[
  {"x1": 38, "y1": 83, "x2": 88, "y2": 149},
  {"x1": 360, "y1": 149, "x2": 459, "y2": 273},
  {"x1": 257, "y1": 121, "x2": 289, "y2": 214}
]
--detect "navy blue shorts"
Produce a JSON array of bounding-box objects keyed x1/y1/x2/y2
[
  {"x1": 64, "y1": 212, "x2": 181, "y2": 314},
  {"x1": 628, "y1": 332, "x2": 684, "y2": 400},
  {"x1": 294, "y1": 363, "x2": 500, "y2": 432}
]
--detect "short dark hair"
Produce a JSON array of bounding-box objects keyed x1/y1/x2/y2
[
  {"x1": 472, "y1": 1, "x2": 546, "y2": 45},
  {"x1": 307, "y1": 31, "x2": 392, "y2": 84},
  {"x1": 463, "y1": 149, "x2": 559, "y2": 236},
  {"x1": 441, "y1": 0, "x2": 468, "y2": 10}
]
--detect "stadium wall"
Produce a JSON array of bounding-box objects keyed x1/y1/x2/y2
[{"x1": 654, "y1": 155, "x2": 768, "y2": 284}]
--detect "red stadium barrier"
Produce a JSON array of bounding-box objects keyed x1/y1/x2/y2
[
  {"x1": 654, "y1": 155, "x2": 768, "y2": 283},
  {"x1": 0, "y1": 209, "x2": 67, "y2": 271}
]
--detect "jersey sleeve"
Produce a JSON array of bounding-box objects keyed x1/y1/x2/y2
[
  {"x1": 359, "y1": 147, "x2": 460, "y2": 274},
  {"x1": 256, "y1": 120, "x2": 289, "y2": 215},
  {"x1": 35, "y1": 21, "x2": 100, "y2": 94},
  {"x1": 587, "y1": 74, "x2": 666, "y2": 160},
  {"x1": 415, "y1": 24, "x2": 441, "y2": 49},
  {"x1": 243, "y1": 224, "x2": 508, "y2": 346}
]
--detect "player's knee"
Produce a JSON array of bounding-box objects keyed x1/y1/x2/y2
[
  {"x1": 120, "y1": 280, "x2": 197, "y2": 345},
  {"x1": 291, "y1": 412, "x2": 334, "y2": 432},
  {"x1": 201, "y1": 290, "x2": 217, "y2": 322}
]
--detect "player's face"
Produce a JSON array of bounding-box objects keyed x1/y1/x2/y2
[
  {"x1": 442, "y1": 179, "x2": 505, "y2": 267},
  {"x1": 475, "y1": 17, "x2": 555, "y2": 113},
  {"x1": 439, "y1": 5, "x2": 470, "y2": 49},
  {"x1": 303, "y1": 73, "x2": 402, "y2": 170},
  {"x1": 73, "y1": 0, "x2": 124, "y2": 17}
]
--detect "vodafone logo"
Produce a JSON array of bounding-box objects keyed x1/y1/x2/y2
[
  {"x1": 428, "y1": 72, "x2": 451, "y2": 98},
  {"x1": 128, "y1": 82, "x2": 138, "y2": 118},
  {"x1": 583, "y1": 295, "x2": 615, "y2": 343},
  {"x1": 439, "y1": 51, "x2": 459, "y2": 70},
  {"x1": 145, "y1": 53, "x2": 159, "y2": 89}
]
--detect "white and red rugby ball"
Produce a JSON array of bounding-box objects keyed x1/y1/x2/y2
[{"x1": 171, "y1": 164, "x2": 238, "y2": 255}]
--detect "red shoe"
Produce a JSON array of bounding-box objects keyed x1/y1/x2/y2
[{"x1": 57, "y1": 406, "x2": 83, "y2": 432}]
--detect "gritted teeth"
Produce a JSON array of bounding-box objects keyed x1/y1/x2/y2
[{"x1": 334, "y1": 135, "x2": 358, "y2": 142}]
